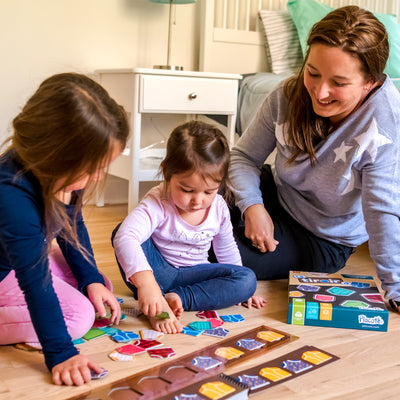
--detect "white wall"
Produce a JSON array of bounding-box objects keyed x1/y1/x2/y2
[{"x1": 0, "y1": 0, "x2": 200, "y2": 143}]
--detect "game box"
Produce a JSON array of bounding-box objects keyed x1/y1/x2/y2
[{"x1": 287, "y1": 271, "x2": 389, "y2": 331}]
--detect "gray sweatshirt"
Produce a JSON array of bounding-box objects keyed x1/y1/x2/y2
[{"x1": 230, "y1": 77, "x2": 400, "y2": 301}]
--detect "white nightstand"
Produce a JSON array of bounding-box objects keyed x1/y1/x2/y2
[{"x1": 95, "y1": 68, "x2": 242, "y2": 211}]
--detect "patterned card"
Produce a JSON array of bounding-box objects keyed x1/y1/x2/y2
[
  {"x1": 196, "y1": 310, "x2": 219, "y2": 319},
  {"x1": 147, "y1": 347, "x2": 176, "y2": 359},
  {"x1": 111, "y1": 330, "x2": 140, "y2": 343},
  {"x1": 202, "y1": 328, "x2": 230, "y2": 338},
  {"x1": 220, "y1": 314, "x2": 244, "y2": 323},
  {"x1": 132, "y1": 339, "x2": 163, "y2": 349},
  {"x1": 140, "y1": 329, "x2": 164, "y2": 340},
  {"x1": 117, "y1": 344, "x2": 147, "y2": 355}
]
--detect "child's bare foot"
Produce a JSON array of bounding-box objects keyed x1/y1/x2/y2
[
  {"x1": 165, "y1": 292, "x2": 184, "y2": 319},
  {"x1": 148, "y1": 296, "x2": 183, "y2": 334}
]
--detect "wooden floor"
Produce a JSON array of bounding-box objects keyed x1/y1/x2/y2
[{"x1": 1, "y1": 204, "x2": 400, "y2": 400}]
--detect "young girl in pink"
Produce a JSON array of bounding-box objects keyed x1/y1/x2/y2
[
  {"x1": 0, "y1": 73, "x2": 129, "y2": 386},
  {"x1": 112, "y1": 120, "x2": 265, "y2": 333}
]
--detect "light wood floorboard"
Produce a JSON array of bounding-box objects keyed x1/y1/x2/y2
[{"x1": 0, "y1": 204, "x2": 399, "y2": 400}]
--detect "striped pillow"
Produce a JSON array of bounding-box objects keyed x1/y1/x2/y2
[{"x1": 258, "y1": 10, "x2": 303, "y2": 74}]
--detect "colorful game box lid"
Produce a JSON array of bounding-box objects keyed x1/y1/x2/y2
[{"x1": 287, "y1": 271, "x2": 389, "y2": 331}]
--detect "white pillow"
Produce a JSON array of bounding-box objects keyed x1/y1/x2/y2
[{"x1": 258, "y1": 10, "x2": 303, "y2": 74}]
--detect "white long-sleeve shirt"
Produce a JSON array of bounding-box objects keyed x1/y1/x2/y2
[
  {"x1": 229, "y1": 76, "x2": 400, "y2": 301},
  {"x1": 113, "y1": 184, "x2": 242, "y2": 281}
]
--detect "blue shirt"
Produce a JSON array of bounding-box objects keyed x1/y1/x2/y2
[{"x1": 0, "y1": 150, "x2": 105, "y2": 370}]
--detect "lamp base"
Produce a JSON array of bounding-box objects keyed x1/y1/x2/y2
[{"x1": 153, "y1": 64, "x2": 184, "y2": 71}]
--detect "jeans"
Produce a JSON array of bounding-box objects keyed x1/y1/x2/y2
[
  {"x1": 112, "y1": 225, "x2": 257, "y2": 311},
  {"x1": 231, "y1": 165, "x2": 354, "y2": 280}
]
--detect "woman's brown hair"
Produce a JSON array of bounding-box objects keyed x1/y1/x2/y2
[
  {"x1": 9, "y1": 72, "x2": 129, "y2": 256},
  {"x1": 284, "y1": 6, "x2": 389, "y2": 165},
  {"x1": 160, "y1": 120, "x2": 233, "y2": 204}
]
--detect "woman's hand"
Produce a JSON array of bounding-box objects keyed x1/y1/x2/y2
[
  {"x1": 244, "y1": 204, "x2": 279, "y2": 252},
  {"x1": 52, "y1": 354, "x2": 102, "y2": 386},
  {"x1": 129, "y1": 270, "x2": 165, "y2": 317},
  {"x1": 87, "y1": 282, "x2": 121, "y2": 325}
]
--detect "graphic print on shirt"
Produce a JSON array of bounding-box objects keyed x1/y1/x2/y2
[
  {"x1": 166, "y1": 229, "x2": 214, "y2": 259},
  {"x1": 332, "y1": 119, "x2": 392, "y2": 195}
]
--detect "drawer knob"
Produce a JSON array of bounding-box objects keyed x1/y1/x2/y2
[{"x1": 188, "y1": 92, "x2": 197, "y2": 100}]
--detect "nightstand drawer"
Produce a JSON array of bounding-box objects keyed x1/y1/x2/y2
[{"x1": 139, "y1": 75, "x2": 238, "y2": 114}]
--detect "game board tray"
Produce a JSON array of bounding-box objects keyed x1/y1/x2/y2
[{"x1": 78, "y1": 325, "x2": 294, "y2": 400}]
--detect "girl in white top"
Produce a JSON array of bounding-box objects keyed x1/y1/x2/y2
[{"x1": 113, "y1": 120, "x2": 265, "y2": 333}]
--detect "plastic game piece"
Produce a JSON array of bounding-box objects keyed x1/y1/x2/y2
[
  {"x1": 140, "y1": 329, "x2": 164, "y2": 340},
  {"x1": 202, "y1": 328, "x2": 229, "y2": 338},
  {"x1": 147, "y1": 347, "x2": 176, "y2": 358},
  {"x1": 257, "y1": 331, "x2": 284, "y2": 342},
  {"x1": 196, "y1": 310, "x2": 219, "y2": 319},
  {"x1": 117, "y1": 344, "x2": 147, "y2": 355},
  {"x1": 220, "y1": 314, "x2": 244, "y2": 323},
  {"x1": 90, "y1": 367, "x2": 109, "y2": 380},
  {"x1": 132, "y1": 339, "x2": 163, "y2": 350},
  {"x1": 214, "y1": 347, "x2": 244, "y2": 360},
  {"x1": 189, "y1": 321, "x2": 212, "y2": 331},
  {"x1": 82, "y1": 328, "x2": 107, "y2": 341},
  {"x1": 111, "y1": 330, "x2": 140, "y2": 343},
  {"x1": 116, "y1": 297, "x2": 124, "y2": 304},
  {"x1": 182, "y1": 326, "x2": 203, "y2": 337},
  {"x1": 108, "y1": 351, "x2": 135, "y2": 361},
  {"x1": 156, "y1": 311, "x2": 170, "y2": 319},
  {"x1": 236, "y1": 338, "x2": 265, "y2": 351}
]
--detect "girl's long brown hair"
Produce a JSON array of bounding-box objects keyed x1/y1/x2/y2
[
  {"x1": 8, "y1": 72, "x2": 129, "y2": 257},
  {"x1": 284, "y1": 6, "x2": 389, "y2": 165}
]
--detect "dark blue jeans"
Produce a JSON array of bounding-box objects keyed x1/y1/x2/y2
[
  {"x1": 231, "y1": 165, "x2": 354, "y2": 280},
  {"x1": 112, "y1": 225, "x2": 257, "y2": 311}
]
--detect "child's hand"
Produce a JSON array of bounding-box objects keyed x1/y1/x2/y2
[
  {"x1": 52, "y1": 354, "x2": 101, "y2": 386},
  {"x1": 240, "y1": 295, "x2": 266, "y2": 309},
  {"x1": 136, "y1": 283, "x2": 165, "y2": 317},
  {"x1": 129, "y1": 270, "x2": 165, "y2": 317},
  {"x1": 87, "y1": 282, "x2": 121, "y2": 325}
]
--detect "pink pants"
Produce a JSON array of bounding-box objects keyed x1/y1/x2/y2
[{"x1": 0, "y1": 246, "x2": 112, "y2": 344}]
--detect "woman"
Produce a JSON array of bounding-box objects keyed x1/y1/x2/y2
[
  {"x1": 229, "y1": 6, "x2": 400, "y2": 311},
  {"x1": 0, "y1": 73, "x2": 130, "y2": 385}
]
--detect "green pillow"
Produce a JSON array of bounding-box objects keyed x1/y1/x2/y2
[{"x1": 287, "y1": 0, "x2": 400, "y2": 80}]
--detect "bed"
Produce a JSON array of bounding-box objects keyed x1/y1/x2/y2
[{"x1": 199, "y1": 0, "x2": 400, "y2": 135}]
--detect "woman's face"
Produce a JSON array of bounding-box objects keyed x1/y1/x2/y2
[
  {"x1": 55, "y1": 140, "x2": 123, "y2": 193},
  {"x1": 304, "y1": 43, "x2": 372, "y2": 126}
]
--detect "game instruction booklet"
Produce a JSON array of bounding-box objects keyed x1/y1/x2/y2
[{"x1": 287, "y1": 271, "x2": 389, "y2": 331}]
